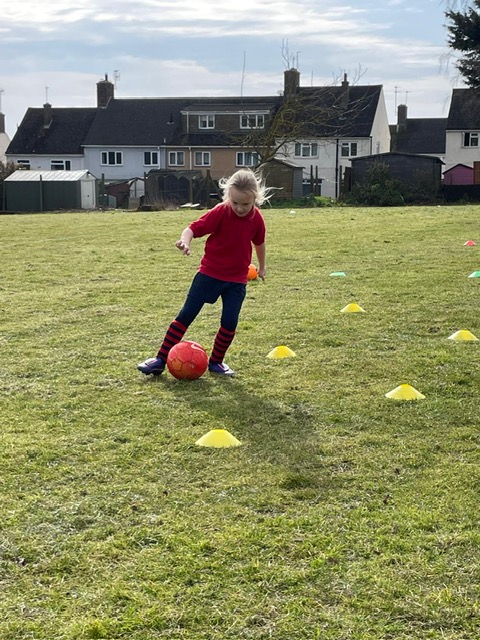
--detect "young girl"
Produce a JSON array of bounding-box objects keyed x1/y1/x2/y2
[{"x1": 137, "y1": 168, "x2": 270, "y2": 377}]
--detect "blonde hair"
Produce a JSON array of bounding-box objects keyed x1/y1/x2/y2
[{"x1": 218, "y1": 168, "x2": 273, "y2": 206}]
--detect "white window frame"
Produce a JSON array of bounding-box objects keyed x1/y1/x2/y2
[
  {"x1": 16, "y1": 160, "x2": 31, "y2": 169},
  {"x1": 240, "y1": 114, "x2": 265, "y2": 129},
  {"x1": 144, "y1": 151, "x2": 159, "y2": 166},
  {"x1": 101, "y1": 151, "x2": 123, "y2": 166},
  {"x1": 194, "y1": 151, "x2": 211, "y2": 166},
  {"x1": 236, "y1": 151, "x2": 261, "y2": 167},
  {"x1": 463, "y1": 132, "x2": 479, "y2": 148},
  {"x1": 51, "y1": 159, "x2": 71, "y2": 171},
  {"x1": 198, "y1": 114, "x2": 215, "y2": 129},
  {"x1": 169, "y1": 151, "x2": 185, "y2": 166},
  {"x1": 341, "y1": 142, "x2": 358, "y2": 158},
  {"x1": 294, "y1": 142, "x2": 318, "y2": 158}
]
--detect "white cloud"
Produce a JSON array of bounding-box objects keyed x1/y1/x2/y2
[{"x1": 0, "y1": 0, "x2": 454, "y2": 139}]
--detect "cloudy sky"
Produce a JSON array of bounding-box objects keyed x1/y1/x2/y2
[{"x1": 0, "y1": 0, "x2": 462, "y2": 139}]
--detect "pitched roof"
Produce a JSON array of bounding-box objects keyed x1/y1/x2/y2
[
  {"x1": 293, "y1": 85, "x2": 383, "y2": 137},
  {"x1": 7, "y1": 108, "x2": 97, "y2": 155},
  {"x1": 83, "y1": 98, "x2": 194, "y2": 146},
  {"x1": 446, "y1": 89, "x2": 480, "y2": 129},
  {"x1": 443, "y1": 163, "x2": 474, "y2": 174},
  {"x1": 6, "y1": 81, "x2": 385, "y2": 155},
  {"x1": 83, "y1": 96, "x2": 281, "y2": 147},
  {"x1": 5, "y1": 169, "x2": 94, "y2": 181},
  {"x1": 392, "y1": 118, "x2": 447, "y2": 154}
]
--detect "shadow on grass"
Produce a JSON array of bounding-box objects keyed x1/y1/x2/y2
[{"x1": 143, "y1": 372, "x2": 323, "y2": 485}]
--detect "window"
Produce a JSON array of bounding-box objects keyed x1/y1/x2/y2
[
  {"x1": 16, "y1": 160, "x2": 31, "y2": 169},
  {"x1": 101, "y1": 151, "x2": 123, "y2": 166},
  {"x1": 463, "y1": 132, "x2": 479, "y2": 147},
  {"x1": 341, "y1": 142, "x2": 358, "y2": 157},
  {"x1": 240, "y1": 114, "x2": 265, "y2": 129},
  {"x1": 199, "y1": 114, "x2": 215, "y2": 129},
  {"x1": 144, "y1": 151, "x2": 159, "y2": 166},
  {"x1": 51, "y1": 160, "x2": 71, "y2": 170},
  {"x1": 194, "y1": 151, "x2": 211, "y2": 166},
  {"x1": 236, "y1": 151, "x2": 261, "y2": 167},
  {"x1": 294, "y1": 143, "x2": 318, "y2": 158},
  {"x1": 169, "y1": 151, "x2": 185, "y2": 166}
]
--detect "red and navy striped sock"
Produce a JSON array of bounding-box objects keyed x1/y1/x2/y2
[
  {"x1": 210, "y1": 326, "x2": 236, "y2": 364},
  {"x1": 157, "y1": 319, "x2": 188, "y2": 360}
]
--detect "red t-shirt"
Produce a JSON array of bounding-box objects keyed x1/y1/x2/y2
[{"x1": 189, "y1": 202, "x2": 265, "y2": 284}]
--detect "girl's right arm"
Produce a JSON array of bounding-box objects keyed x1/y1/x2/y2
[{"x1": 175, "y1": 227, "x2": 194, "y2": 255}]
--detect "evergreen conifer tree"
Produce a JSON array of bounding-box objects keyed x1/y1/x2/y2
[{"x1": 446, "y1": 0, "x2": 480, "y2": 88}]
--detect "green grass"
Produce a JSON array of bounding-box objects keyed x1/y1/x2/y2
[{"x1": 1, "y1": 205, "x2": 479, "y2": 639}]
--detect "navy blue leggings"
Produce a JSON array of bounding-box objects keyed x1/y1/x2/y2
[{"x1": 176, "y1": 273, "x2": 247, "y2": 332}]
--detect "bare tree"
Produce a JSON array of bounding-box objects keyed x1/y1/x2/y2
[{"x1": 237, "y1": 66, "x2": 375, "y2": 166}]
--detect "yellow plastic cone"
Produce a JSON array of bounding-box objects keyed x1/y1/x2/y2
[
  {"x1": 341, "y1": 303, "x2": 365, "y2": 313},
  {"x1": 266, "y1": 345, "x2": 296, "y2": 359},
  {"x1": 448, "y1": 330, "x2": 479, "y2": 341},
  {"x1": 385, "y1": 384, "x2": 425, "y2": 400},
  {"x1": 195, "y1": 429, "x2": 242, "y2": 448}
]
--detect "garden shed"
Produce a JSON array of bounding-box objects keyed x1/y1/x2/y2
[
  {"x1": 259, "y1": 158, "x2": 304, "y2": 200},
  {"x1": 349, "y1": 152, "x2": 444, "y2": 193},
  {"x1": 4, "y1": 170, "x2": 97, "y2": 212}
]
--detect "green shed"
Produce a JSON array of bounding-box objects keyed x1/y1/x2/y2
[{"x1": 4, "y1": 170, "x2": 97, "y2": 212}]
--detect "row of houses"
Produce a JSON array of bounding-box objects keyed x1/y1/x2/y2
[{"x1": 2, "y1": 69, "x2": 480, "y2": 210}]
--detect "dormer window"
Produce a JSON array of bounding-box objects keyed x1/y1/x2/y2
[
  {"x1": 199, "y1": 114, "x2": 215, "y2": 129},
  {"x1": 463, "y1": 132, "x2": 479, "y2": 147},
  {"x1": 240, "y1": 114, "x2": 265, "y2": 129}
]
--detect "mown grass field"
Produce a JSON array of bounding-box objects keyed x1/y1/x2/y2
[{"x1": 1, "y1": 205, "x2": 479, "y2": 639}]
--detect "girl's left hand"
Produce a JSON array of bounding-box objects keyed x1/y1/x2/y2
[{"x1": 258, "y1": 267, "x2": 266, "y2": 281}]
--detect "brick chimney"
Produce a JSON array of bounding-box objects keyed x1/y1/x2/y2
[
  {"x1": 397, "y1": 104, "x2": 407, "y2": 131},
  {"x1": 43, "y1": 102, "x2": 52, "y2": 128},
  {"x1": 284, "y1": 68, "x2": 300, "y2": 98},
  {"x1": 97, "y1": 74, "x2": 114, "y2": 108},
  {"x1": 340, "y1": 73, "x2": 349, "y2": 109}
]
